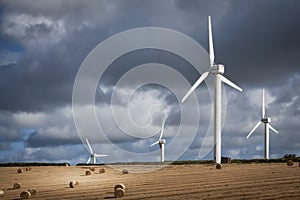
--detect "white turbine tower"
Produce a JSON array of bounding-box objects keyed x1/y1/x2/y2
[
  {"x1": 150, "y1": 119, "x2": 166, "y2": 162},
  {"x1": 86, "y1": 138, "x2": 108, "y2": 164},
  {"x1": 246, "y1": 89, "x2": 279, "y2": 159},
  {"x1": 182, "y1": 16, "x2": 243, "y2": 164}
]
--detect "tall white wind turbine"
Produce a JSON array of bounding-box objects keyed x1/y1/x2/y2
[
  {"x1": 150, "y1": 119, "x2": 166, "y2": 162},
  {"x1": 246, "y1": 89, "x2": 279, "y2": 159},
  {"x1": 86, "y1": 138, "x2": 108, "y2": 164},
  {"x1": 182, "y1": 16, "x2": 243, "y2": 164}
]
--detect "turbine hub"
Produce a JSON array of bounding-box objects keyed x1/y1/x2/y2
[
  {"x1": 261, "y1": 117, "x2": 271, "y2": 123},
  {"x1": 210, "y1": 64, "x2": 225, "y2": 74},
  {"x1": 159, "y1": 139, "x2": 166, "y2": 144}
]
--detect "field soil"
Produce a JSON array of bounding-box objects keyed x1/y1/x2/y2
[{"x1": 0, "y1": 163, "x2": 299, "y2": 199}]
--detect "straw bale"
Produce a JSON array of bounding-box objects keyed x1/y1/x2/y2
[
  {"x1": 114, "y1": 183, "x2": 125, "y2": 192},
  {"x1": 85, "y1": 170, "x2": 92, "y2": 176},
  {"x1": 114, "y1": 188, "x2": 125, "y2": 198},
  {"x1": 20, "y1": 190, "x2": 31, "y2": 199},
  {"x1": 69, "y1": 181, "x2": 79, "y2": 188},
  {"x1": 287, "y1": 160, "x2": 294, "y2": 166},
  {"x1": 13, "y1": 182, "x2": 21, "y2": 189},
  {"x1": 216, "y1": 163, "x2": 222, "y2": 169}
]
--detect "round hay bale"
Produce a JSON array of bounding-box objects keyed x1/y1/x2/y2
[
  {"x1": 25, "y1": 167, "x2": 31, "y2": 171},
  {"x1": 13, "y1": 182, "x2": 22, "y2": 189},
  {"x1": 20, "y1": 190, "x2": 31, "y2": 199},
  {"x1": 216, "y1": 163, "x2": 222, "y2": 169},
  {"x1": 0, "y1": 190, "x2": 4, "y2": 197},
  {"x1": 69, "y1": 181, "x2": 79, "y2": 188},
  {"x1": 85, "y1": 170, "x2": 92, "y2": 176},
  {"x1": 287, "y1": 160, "x2": 294, "y2": 166},
  {"x1": 114, "y1": 183, "x2": 126, "y2": 192},
  {"x1": 17, "y1": 168, "x2": 24, "y2": 173},
  {"x1": 89, "y1": 167, "x2": 95, "y2": 172},
  {"x1": 27, "y1": 189, "x2": 36, "y2": 196},
  {"x1": 114, "y1": 188, "x2": 125, "y2": 198},
  {"x1": 122, "y1": 169, "x2": 129, "y2": 174},
  {"x1": 99, "y1": 168, "x2": 105, "y2": 174}
]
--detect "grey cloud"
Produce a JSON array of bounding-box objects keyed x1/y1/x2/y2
[
  {"x1": 0, "y1": 0, "x2": 108, "y2": 21},
  {"x1": 21, "y1": 144, "x2": 86, "y2": 164},
  {"x1": 26, "y1": 129, "x2": 79, "y2": 148},
  {"x1": 0, "y1": 111, "x2": 23, "y2": 151}
]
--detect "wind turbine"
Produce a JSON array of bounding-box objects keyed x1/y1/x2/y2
[
  {"x1": 150, "y1": 118, "x2": 166, "y2": 162},
  {"x1": 246, "y1": 89, "x2": 279, "y2": 159},
  {"x1": 86, "y1": 138, "x2": 108, "y2": 164},
  {"x1": 181, "y1": 16, "x2": 243, "y2": 164}
]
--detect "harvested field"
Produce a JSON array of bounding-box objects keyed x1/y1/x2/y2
[{"x1": 0, "y1": 163, "x2": 299, "y2": 199}]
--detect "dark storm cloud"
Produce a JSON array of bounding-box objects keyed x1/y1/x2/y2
[
  {"x1": 0, "y1": 49, "x2": 72, "y2": 111},
  {"x1": 0, "y1": 1, "x2": 104, "y2": 112},
  {"x1": 220, "y1": 1, "x2": 300, "y2": 86},
  {"x1": 0, "y1": 0, "x2": 185, "y2": 112},
  {"x1": 175, "y1": 0, "x2": 300, "y2": 86}
]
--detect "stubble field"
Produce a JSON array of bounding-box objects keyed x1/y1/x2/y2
[{"x1": 0, "y1": 163, "x2": 299, "y2": 199}]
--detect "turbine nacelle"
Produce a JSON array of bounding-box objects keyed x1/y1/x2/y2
[
  {"x1": 159, "y1": 139, "x2": 166, "y2": 144},
  {"x1": 210, "y1": 64, "x2": 225, "y2": 74},
  {"x1": 159, "y1": 139, "x2": 166, "y2": 149},
  {"x1": 261, "y1": 117, "x2": 271, "y2": 123}
]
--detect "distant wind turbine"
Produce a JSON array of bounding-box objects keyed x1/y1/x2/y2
[
  {"x1": 150, "y1": 118, "x2": 166, "y2": 162},
  {"x1": 246, "y1": 89, "x2": 279, "y2": 159},
  {"x1": 86, "y1": 138, "x2": 108, "y2": 164},
  {"x1": 181, "y1": 16, "x2": 243, "y2": 164}
]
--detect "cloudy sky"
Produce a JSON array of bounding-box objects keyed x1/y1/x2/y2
[{"x1": 0, "y1": 0, "x2": 299, "y2": 165}]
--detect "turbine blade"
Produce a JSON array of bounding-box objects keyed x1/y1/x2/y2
[
  {"x1": 220, "y1": 75, "x2": 243, "y2": 92},
  {"x1": 262, "y1": 89, "x2": 265, "y2": 118},
  {"x1": 208, "y1": 16, "x2": 215, "y2": 66},
  {"x1": 247, "y1": 121, "x2": 262, "y2": 138},
  {"x1": 86, "y1": 138, "x2": 93, "y2": 154},
  {"x1": 159, "y1": 119, "x2": 166, "y2": 140},
  {"x1": 150, "y1": 141, "x2": 159, "y2": 146},
  {"x1": 181, "y1": 71, "x2": 209, "y2": 103},
  {"x1": 87, "y1": 157, "x2": 91, "y2": 164},
  {"x1": 269, "y1": 124, "x2": 279, "y2": 134},
  {"x1": 94, "y1": 154, "x2": 108, "y2": 157}
]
